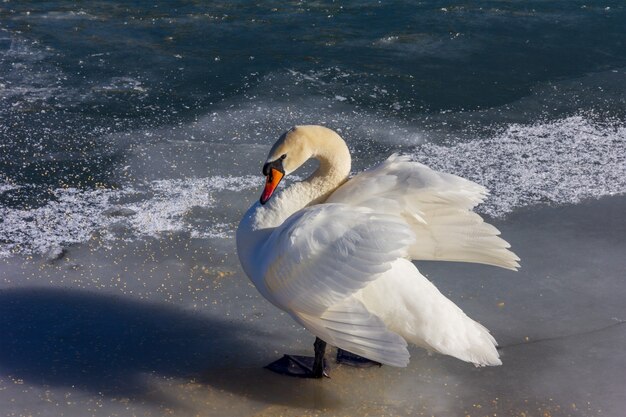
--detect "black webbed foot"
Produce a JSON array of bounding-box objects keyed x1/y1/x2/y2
[
  {"x1": 336, "y1": 348, "x2": 382, "y2": 368},
  {"x1": 265, "y1": 337, "x2": 330, "y2": 378},
  {"x1": 265, "y1": 354, "x2": 330, "y2": 378}
]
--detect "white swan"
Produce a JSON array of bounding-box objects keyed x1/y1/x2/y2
[{"x1": 237, "y1": 125, "x2": 519, "y2": 378}]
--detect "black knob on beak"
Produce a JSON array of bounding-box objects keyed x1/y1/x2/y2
[{"x1": 263, "y1": 158, "x2": 285, "y2": 176}]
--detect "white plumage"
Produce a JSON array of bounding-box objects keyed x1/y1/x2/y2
[{"x1": 237, "y1": 125, "x2": 519, "y2": 370}]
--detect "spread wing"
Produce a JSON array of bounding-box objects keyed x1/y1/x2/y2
[{"x1": 328, "y1": 154, "x2": 520, "y2": 270}]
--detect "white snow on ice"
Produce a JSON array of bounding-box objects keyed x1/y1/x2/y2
[
  {"x1": 413, "y1": 115, "x2": 626, "y2": 217},
  {"x1": 0, "y1": 176, "x2": 258, "y2": 258}
]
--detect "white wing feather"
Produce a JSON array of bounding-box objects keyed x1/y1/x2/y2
[
  {"x1": 328, "y1": 154, "x2": 520, "y2": 270},
  {"x1": 356, "y1": 259, "x2": 501, "y2": 367},
  {"x1": 294, "y1": 297, "x2": 410, "y2": 367},
  {"x1": 259, "y1": 204, "x2": 414, "y2": 363},
  {"x1": 261, "y1": 204, "x2": 414, "y2": 316}
]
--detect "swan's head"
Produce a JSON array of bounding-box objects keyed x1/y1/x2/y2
[
  {"x1": 260, "y1": 125, "x2": 344, "y2": 205},
  {"x1": 260, "y1": 126, "x2": 314, "y2": 204}
]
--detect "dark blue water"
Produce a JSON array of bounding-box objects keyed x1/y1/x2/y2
[{"x1": 1, "y1": 1, "x2": 625, "y2": 256}]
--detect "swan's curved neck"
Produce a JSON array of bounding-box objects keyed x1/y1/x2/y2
[
  {"x1": 302, "y1": 137, "x2": 352, "y2": 205},
  {"x1": 237, "y1": 128, "x2": 351, "y2": 278},
  {"x1": 247, "y1": 130, "x2": 351, "y2": 231}
]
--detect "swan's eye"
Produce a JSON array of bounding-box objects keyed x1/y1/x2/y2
[{"x1": 280, "y1": 154, "x2": 287, "y2": 160}]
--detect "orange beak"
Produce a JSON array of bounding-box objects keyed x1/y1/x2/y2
[{"x1": 260, "y1": 167, "x2": 284, "y2": 205}]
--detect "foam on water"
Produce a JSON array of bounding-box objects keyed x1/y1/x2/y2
[
  {"x1": 38, "y1": 11, "x2": 100, "y2": 21},
  {"x1": 92, "y1": 77, "x2": 149, "y2": 94},
  {"x1": 0, "y1": 31, "x2": 65, "y2": 113},
  {"x1": 0, "y1": 184, "x2": 19, "y2": 194},
  {"x1": 371, "y1": 32, "x2": 473, "y2": 59}
]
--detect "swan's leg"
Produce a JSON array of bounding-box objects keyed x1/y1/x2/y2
[
  {"x1": 264, "y1": 337, "x2": 330, "y2": 378},
  {"x1": 336, "y1": 348, "x2": 382, "y2": 368},
  {"x1": 312, "y1": 337, "x2": 327, "y2": 378}
]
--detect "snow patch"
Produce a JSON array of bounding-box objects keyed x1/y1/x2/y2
[
  {"x1": 412, "y1": 115, "x2": 626, "y2": 217},
  {"x1": 0, "y1": 176, "x2": 258, "y2": 258}
]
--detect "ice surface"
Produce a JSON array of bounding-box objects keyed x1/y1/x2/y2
[{"x1": 1, "y1": 192, "x2": 625, "y2": 416}]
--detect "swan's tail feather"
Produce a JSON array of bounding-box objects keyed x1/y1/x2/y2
[
  {"x1": 418, "y1": 319, "x2": 502, "y2": 367},
  {"x1": 356, "y1": 259, "x2": 502, "y2": 367}
]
